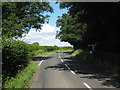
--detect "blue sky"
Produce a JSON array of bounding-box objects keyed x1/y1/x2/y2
[
  {"x1": 21, "y1": 2, "x2": 72, "y2": 47},
  {"x1": 48, "y1": 2, "x2": 67, "y2": 26}
]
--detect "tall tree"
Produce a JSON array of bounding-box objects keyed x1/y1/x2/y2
[
  {"x1": 56, "y1": 13, "x2": 87, "y2": 50},
  {"x1": 57, "y1": 2, "x2": 120, "y2": 52}
]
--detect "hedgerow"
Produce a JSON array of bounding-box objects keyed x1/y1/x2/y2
[
  {"x1": 2, "y1": 39, "x2": 73, "y2": 84},
  {"x1": 2, "y1": 39, "x2": 31, "y2": 82}
]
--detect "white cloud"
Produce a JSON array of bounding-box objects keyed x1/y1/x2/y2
[
  {"x1": 38, "y1": 24, "x2": 58, "y2": 34},
  {"x1": 20, "y1": 24, "x2": 72, "y2": 47}
]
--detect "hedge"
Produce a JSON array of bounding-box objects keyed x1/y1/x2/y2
[{"x1": 2, "y1": 39, "x2": 31, "y2": 81}]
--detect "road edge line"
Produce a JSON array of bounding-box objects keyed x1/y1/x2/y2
[
  {"x1": 83, "y1": 83, "x2": 93, "y2": 90},
  {"x1": 59, "y1": 53, "x2": 75, "y2": 75}
]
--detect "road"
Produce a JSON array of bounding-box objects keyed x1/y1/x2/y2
[{"x1": 29, "y1": 51, "x2": 117, "y2": 89}]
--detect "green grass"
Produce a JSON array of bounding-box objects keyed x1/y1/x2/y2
[
  {"x1": 3, "y1": 49, "x2": 73, "y2": 88},
  {"x1": 71, "y1": 49, "x2": 83, "y2": 56},
  {"x1": 3, "y1": 61, "x2": 37, "y2": 88},
  {"x1": 34, "y1": 49, "x2": 73, "y2": 56},
  {"x1": 72, "y1": 49, "x2": 120, "y2": 73}
]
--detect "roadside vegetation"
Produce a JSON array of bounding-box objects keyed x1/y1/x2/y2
[
  {"x1": 71, "y1": 49, "x2": 120, "y2": 74},
  {"x1": 2, "y1": 2, "x2": 120, "y2": 88},
  {"x1": 3, "y1": 62, "x2": 37, "y2": 88},
  {"x1": 2, "y1": 39, "x2": 73, "y2": 88},
  {"x1": 56, "y1": 2, "x2": 120, "y2": 84},
  {"x1": 33, "y1": 46, "x2": 73, "y2": 56},
  {"x1": 2, "y1": 2, "x2": 52, "y2": 88},
  {"x1": 2, "y1": 2, "x2": 73, "y2": 88}
]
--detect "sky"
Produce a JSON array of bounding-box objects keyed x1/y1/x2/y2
[{"x1": 21, "y1": 2, "x2": 72, "y2": 47}]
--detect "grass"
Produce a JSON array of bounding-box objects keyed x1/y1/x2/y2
[
  {"x1": 3, "y1": 48, "x2": 73, "y2": 88},
  {"x1": 71, "y1": 49, "x2": 120, "y2": 73},
  {"x1": 34, "y1": 49, "x2": 73, "y2": 56},
  {"x1": 3, "y1": 61, "x2": 37, "y2": 88},
  {"x1": 71, "y1": 49, "x2": 83, "y2": 56}
]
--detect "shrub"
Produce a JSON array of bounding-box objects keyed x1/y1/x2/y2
[
  {"x1": 71, "y1": 49, "x2": 83, "y2": 56},
  {"x1": 2, "y1": 39, "x2": 31, "y2": 79},
  {"x1": 44, "y1": 46, "x2": 55, "y2": 51}
]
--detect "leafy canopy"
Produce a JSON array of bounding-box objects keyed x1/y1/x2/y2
[{"x1": 2, "y1": 2, "x2": 53, "y2": 38}]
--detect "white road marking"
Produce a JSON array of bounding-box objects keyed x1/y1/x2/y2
[
  {"x1": 59, "y1": 54, "x2": 93, "y2": 89},
  {"x1": 38, "y1": 55, "x2": 47, "y2": 66},
  {"x1": 59, "y1": 54, "x2": 75, "y2": 75},
  {"x1": 65, "y1": 64, "x2": 71, "y2": 70},
  {"x1": 83, "y1": 83, "x2": 93, "y2": 90},
  {"x1": 61, "y1": 59, "x2": 64, "y2": 62},
  {"x1": 38, "y1": 60, "x2": 43, "y2": 66},
  {"x1": 71, "y1": 71, "x2": 75, "y2": 74},
  {"x1": 64, "y1": 64, "x2": 75, "y2": 74},
  {"x1": 59, "y1": 55, "x2": 61, "y2": 58},
  {"x1": 59, "y1": 54, "x2": 61, "y2": 58}
]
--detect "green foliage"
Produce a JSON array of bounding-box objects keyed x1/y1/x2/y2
[
  {"x1": 33, "y1": 46, "x2": 73, "y2": 57},
  {"x1": 3, "y1": 61, "x2": 37, "y2": 88},
  {"x1": 57, "y1": 2, "x2": 120, "y2": 52},
  {"x1": 57, "y1": 2, "x2": 120, "y2": 77},
  {"x1": 32, "y1": 42, "x2": 39, "y2": 46},
  {"x1": 2, "y1": 2, "x2": 53, "y2": 38},
  {"x1": 56, "y1": 12, "x2": 87, "y2": 50},
  {"x1": 2, "y1": 39, "x2": 31, "y2": 80},
  {"x1": 44, "y1": 46, "x2": 55, "y2": 51},
  {"x1": 71, "y1": 49, "x2": 83, "y2": 56},
  {"x1": 54, "y1": 45, "x2": 59, "y2": 50}
]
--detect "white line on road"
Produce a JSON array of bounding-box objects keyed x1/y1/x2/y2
[
  {"x1": 38, "y1": 60, "x2": 43, "y2": 66},
  {"x1": 70, "y1": 71, "x2": 75, "y2": 74},
  {"x1": 61, "y1": 59, "x2": 64, "y2": 62},
  {"x1": 64, "y1": 64, "x2": 71, "y2": 70},
  {"x1": 64, "y1": 64, "x2": 75, "y2": 74},
  {"x1": 38, "y1": 55, "x2": 47, "y2": 66},
  {"x1": 59, "y1": 55, "x2": 61, "y2": 58},
  {"x1": 83, "y1": 83, "x2": 93, "y2": 90},
  {"x1": 59, "y1": 54, "x2": 75, "y2": 75},
  {"x1": 59, "y1": 54, "x2": 93, "y2": 89},
  {"x1": 59, "y1": 54, "x2": 61, "y2": 58}
]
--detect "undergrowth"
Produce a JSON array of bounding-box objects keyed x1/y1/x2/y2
[
  {"x1": 3, "y1": 61, "x2": 37, "y2": 88},
  {"x1": 71, "y1": 49, "x2": 120, "y2": 73}
]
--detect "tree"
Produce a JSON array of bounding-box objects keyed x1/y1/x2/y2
[
  {"x1": 32, "y1": 42, "x2": 39, "y2": 46},
  {"x1": 57, "y1": 2, "x2": 120, "y2": 52},
  {"x1": 56, "y1": 13, "x2": 87, "y2": 50},
  {"x1": 2, "y1": 2, "x2": 53, "y2": 38}
]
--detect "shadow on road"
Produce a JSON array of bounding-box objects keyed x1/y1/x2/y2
[
  {"x1": 45, "y1": 63, "x2": 69, "y2": 71},
  {"x1": 45, "y1": 52, "x2": 120, "y2": 88},
  {"x1": 31, "y1": 56, "x2": 53, "y2": 61}
]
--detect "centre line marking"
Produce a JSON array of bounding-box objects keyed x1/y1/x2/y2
[
  {"x1": 38, "y1": 60, "x2": 43, "y2": 66},
  {"x1": 83, "y1": 83, "x2": 93, "y2": 90},
  {"x1": 38, "y1": 55, "x2": 47, "y2": 66}
]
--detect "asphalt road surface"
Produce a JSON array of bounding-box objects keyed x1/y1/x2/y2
[{"x1": 30, "y1": 51, "x2": 118, "y2": 89}]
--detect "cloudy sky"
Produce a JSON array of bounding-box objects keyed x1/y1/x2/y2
[{"x1": 21, "y1": 2, "x2": 72, "y2": 47}]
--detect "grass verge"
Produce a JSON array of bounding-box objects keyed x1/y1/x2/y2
[
  {"x1": 3, "y1": 61, "x2": 37, "y2": 88},
  {"x1": 34, "y1": 49, "x2": 73, "y2": 56},
  {"x1": 71, "y1": 49, "x2": 120, "y2": 73}
]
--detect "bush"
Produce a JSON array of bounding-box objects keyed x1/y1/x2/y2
[
  {"x1": 2, "y1": 39, "x2": 31, "y2": 79},
  {"x1": 44, "y1": 46, "x2": 55, "y2": 51},
  {"x1": 3, "y1": 62, "x2": 37, "y2": 88},
  {"x1": 71, "y1": 49, "x2": 83, "y2": 56}
]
